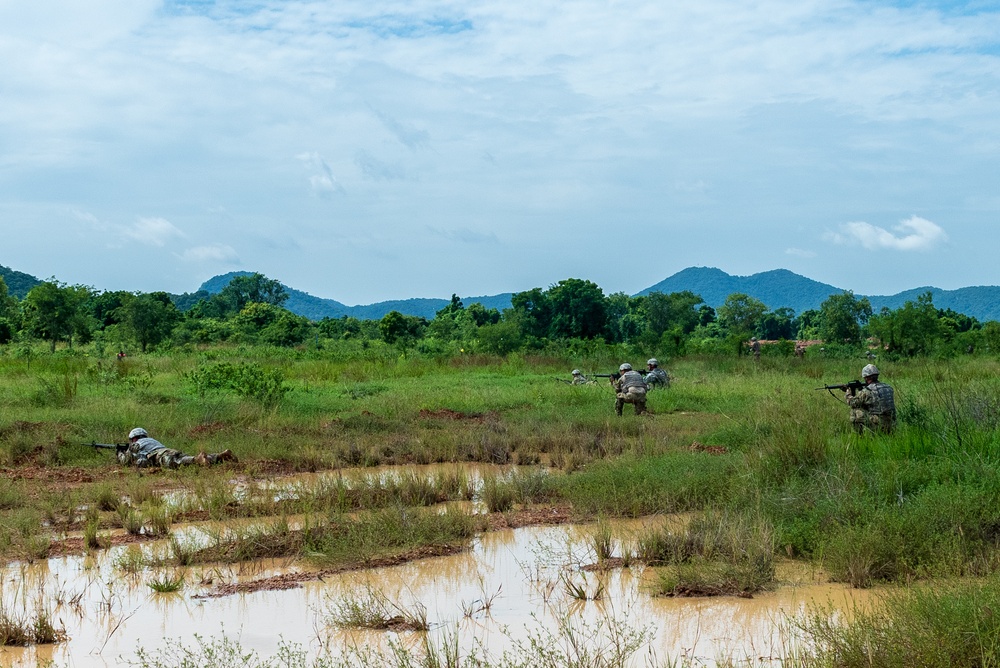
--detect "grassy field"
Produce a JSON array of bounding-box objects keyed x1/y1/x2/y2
[{"x1": 4, "y1": 343, "x2": 1000, "y2": 663}]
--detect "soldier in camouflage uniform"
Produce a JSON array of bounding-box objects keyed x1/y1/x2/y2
[
  {"x1": 644, "y1": 359, "x2": 669, "y2": 390},
  {"x1": 570, "y1": 369, "x2": 591, "y2": 385},
  {"x1": 845, "y1": 364, "x2": 896, "y2": 435},
  {"x1": 118, "y1": 428, "x2": 237, "y2": 468},
  {"x1": 612, "y1": 363, "x2": 648, "y2": 416}
]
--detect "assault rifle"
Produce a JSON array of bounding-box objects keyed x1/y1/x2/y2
[
  {"x1": 594, "y1": 369, "x2": 649, "y2": 381},
  {"x1": 816, "y1": 380, "x2": 864, "y2": 393},
  {"x1": 552, "y1": 377, "x2": 573, "y2": 384},
  {"x1": 83, "y1": 441, "x2": 129, "y2": 455}
]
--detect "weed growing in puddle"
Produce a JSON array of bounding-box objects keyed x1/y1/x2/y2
[
  {"x1": 324, "y1": 583, "x2": 428, "y2": 631},
  {"x1": 147, "y1": 572, "x2": 185, "y2": 593}
]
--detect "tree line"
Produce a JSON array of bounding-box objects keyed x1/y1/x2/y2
[{"x1": 0, "y1": 273, "x2": 995, "y2": 359}]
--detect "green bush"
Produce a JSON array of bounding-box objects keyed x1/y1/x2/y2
[{"x1": 186, "y1": 361, "x2": 288, "y2": 406}]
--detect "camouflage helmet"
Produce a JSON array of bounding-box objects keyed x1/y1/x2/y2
[
  {"x1": 647, "y1": 358, "x2": 658, "y2": 367},
  {"x1": 571, "y1": 369, "x2": 582, "y2": 376},
  {"x1": 862, "y1": 364, "x2": 879, "y2": 378},
  {"x1": 128, "y1": 427, "x2": 148, "y2": 440},
  {"x1": 619, "y1": 363, "x2": 632, "y2": 372}
]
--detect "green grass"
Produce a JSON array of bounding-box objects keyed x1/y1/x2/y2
[
  {"x1": 5, "y1": 344, "x2": 1000, "y2": 598},
  {"x1": 798, "y1": 575, "x2": 1000, "y2": 668}
]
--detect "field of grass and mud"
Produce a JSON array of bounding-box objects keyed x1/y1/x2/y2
[{"x1": 3, "y1": 343, "x2": 1000, "y2": 666}]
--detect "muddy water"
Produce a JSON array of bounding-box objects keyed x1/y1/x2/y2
[{"x1": 0, "y1": 515, "x2": 875, "y2": 668}]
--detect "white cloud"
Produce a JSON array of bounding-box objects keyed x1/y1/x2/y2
[
  {"x1": 824, "y1": 216, "x2": 948, "y2": 251},
  {"x1": 785, "y1": 247, "x2": 816, "y2": 258},
  {"x1": 180, "y1": 244, "x2": 241, "y2": 263},
  {"x1": 297, "y1": 152, "x2": 345, "y2": 196},
  {"x1": 74, "y1": 211, "x2": 184, "y2": 247},
  {"x1": 124, "y1": 217, "x2": 186, "y2": 247}
]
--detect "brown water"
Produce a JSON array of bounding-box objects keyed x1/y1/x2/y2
[{"x1": 0, "y1": 516, "x2": 875, "y2": 667}]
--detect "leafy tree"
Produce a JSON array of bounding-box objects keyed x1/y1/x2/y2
[
  {"x1": 547, "y1": 278, "x2": 608, "y2": 339},
  {"x1": 818, "y1": 291, "x2": 872, "y2": 344},
  {"x1": 261, "y1": 311, "x2": 311, "y2": 347},
  {"x1": 796, "y1": 309, "x2": 820, "y2": 340},
  {"x1": 868, "y1": 292, "x2": 941, "y2": 357},
  {"x1": 717, "y1": 293, "x2": 767, "y2": 337},
  {"x1": 218, "y1": 273, "x2": 288, "y2": 314},
  {"x1": 476, "y1": 319, "x2": 523, "y2": 355},
  {"x1": 86, "y1": 290, "x2": 133, "y2": 328},
  {"x1": 428, "y1": 295, "x2": 474, "y2": 342},
  {"x1": 759, "y1": 307, "x2": 796, "y2": 340},
  {"x1": 317, "y1": 316, "x2": 377, "y2": 340},
  {"x1": 120, "y1": 292, "x2": 182, "y2": 352},
  {"x1": 466, "y1": 302, "x2": 500, "y2": 327},
  {"x1": 605, "y1": 292, "x2": 641, "y2": 343},
  {"x1": 0, "y1": 276, "x2": 14, "y2": 343},
  {"x1": 509, "y1": 287, "x2": 552, "y2": 339},
  {"x1": 379, "y1": 311, "x2": 425, "y2": 350},
  {"x1": 23, "y1": 280, "x2": 85, "y2": 351},
  {"x1": 642, "y1": 291, "x2": 703, "y2": 337},
  {"x1": 698, "y1": 305, "x2": 716, "y2": 327}
]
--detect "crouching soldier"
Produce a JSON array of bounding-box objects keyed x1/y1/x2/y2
[
  {"x1": 612, "y1": 363, "x2": 648, "y2": 416},
  {"x1": 119, "y1": 427, "x2": 237, "y2": 468},
  {"x1": 845, "y1": 365, "x2": 896, "y2": 435},
  {"x1": 644, "y1": 358, "x2": 669, "y2": 389}
]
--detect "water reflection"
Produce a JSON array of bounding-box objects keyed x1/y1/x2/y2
[{"x1": 0, "y1": 518, "x2": 874, "y2": 667}]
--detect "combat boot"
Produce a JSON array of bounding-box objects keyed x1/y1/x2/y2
[{"x1": 215, "y1": 449, "x2": 238, "y2": 463}]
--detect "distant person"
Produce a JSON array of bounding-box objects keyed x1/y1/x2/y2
[
  {"x1": 749, "y1": 337, "x2": 761, "y2": 360},
  {"x1": 794, "y1": 342, "x2": 805, "y2": 358},
  {"x1": 844, "y1": 365, "x2": 896, "y2": 435},
  {"x1": 117, "y1": 350, "x2": 126, "y2": 361},
  {"x1": 644, "y1": 358, "x2": 669, "y2": 389},
  {"x1": 611, "y1": 363, "x2": 648, "y2": 416},
  {"x1": 570, "y1": 369, "x2": 590, "y2": 385},
  {"x1": 118, "y1": 427, "x2": 237, "y2": 469}
]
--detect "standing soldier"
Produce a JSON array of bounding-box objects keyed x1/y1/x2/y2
[
  {"x1": 612, "y1": 363, "x2": 648, "y2": 416},
  {"x1": 749, "y1": 337, "x2": 761, "y2": 360},
  {"x1": 844, "y1": 364, "x2": 896, "y2": 434},
  {"x1": 644, "y1": 358, "x2": 669, "y2": 389}
]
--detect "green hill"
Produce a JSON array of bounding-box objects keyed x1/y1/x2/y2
[{"x1": 0, "y1": 264, "x2": 42, "y2": 299}]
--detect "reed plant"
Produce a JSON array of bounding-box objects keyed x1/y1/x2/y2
[
  {"x1": 798, "y1": 575, "x2": 1000, "y2": 668},
  {"x1": 324, "y1": 584, "x2": 429, "y2": 631}
]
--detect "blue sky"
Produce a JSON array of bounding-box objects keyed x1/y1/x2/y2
[{"x1": 1, "y1": 0, "x2": 998, "y2": 305}]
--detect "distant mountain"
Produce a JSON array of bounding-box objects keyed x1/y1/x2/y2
[
  {"x1": 195, "y1": 272, "x2": 513, "y2": 320},
  {"x1": 0, "y1": 264, "x2": 42, "y2": 299},
  {"x1": 638, "y1": 267, "x2": 840, "y2": 314},
  {"x1": 3, "y1": 262, "x2": 1000, "y2": 322},
  {"x1": 638, "y1": 267, "x2": 1000, "y2": 322}
]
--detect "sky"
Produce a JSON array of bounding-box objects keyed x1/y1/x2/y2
[{"x1": 2, "y1": 0, "x2": 999, "y2": 306}]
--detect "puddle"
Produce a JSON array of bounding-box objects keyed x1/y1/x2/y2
[{"x1": 0, "y1": 516, "x2": 875, "y2": 667}]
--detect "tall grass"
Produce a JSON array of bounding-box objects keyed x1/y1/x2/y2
[{"x1": 798, "y1": 575, "x2": 1000, "y2": 668}]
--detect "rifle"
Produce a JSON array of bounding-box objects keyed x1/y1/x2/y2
[
  {"x1": 552, "y1": 377, "x2": 573, "y2": 384},
  {"x1": 594, "y1": 369, "x2": 648, "y2": 381},
  {"x1": 83, "y1": 441, "x2": 129, "y2": 454},
  {"x1": 816, "y1": 380, "x2": 864, "y2": 393}
]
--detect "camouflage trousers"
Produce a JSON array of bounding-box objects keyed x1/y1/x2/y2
[
  {"x1": 615, "y1": 389, "x2": 647, "y2": 416},
  {"x1": 147, "y1": 448, "x2": 196, "y2": 469},
  {"x1": 850, "y1": 410, "x2": 895, "y2": 435}
]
